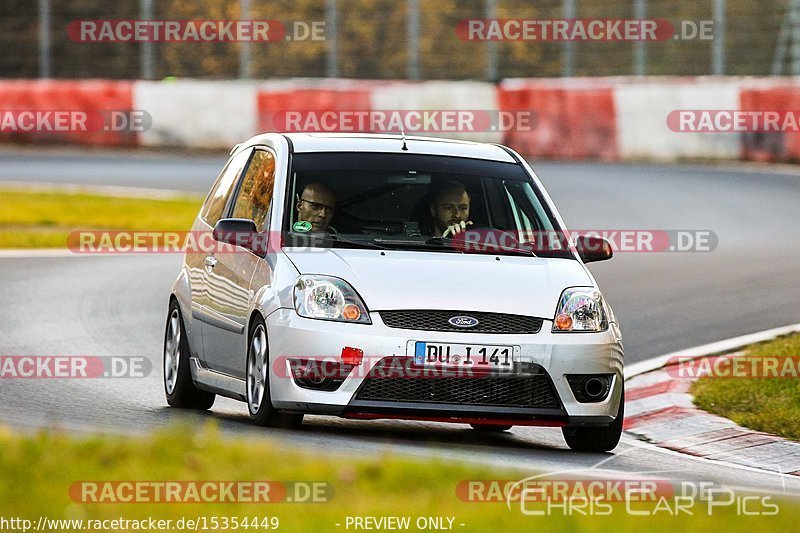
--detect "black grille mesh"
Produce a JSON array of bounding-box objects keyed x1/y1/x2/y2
[
  {"x1": 379, "y1": 310, "x2": 543, "y2": 334},
  {"x1": 355, "y1": 358, "x2": 559, "y2": 408}
]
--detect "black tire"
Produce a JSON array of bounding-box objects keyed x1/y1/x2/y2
[
  {"x1": 163, "y1": 300, "x2": 215, "y2": 410},
  {"x1": 562, "y1": 389, "x2": 624, "y2": 452},
  {"x1": 470, "y1": 423, "x2": 513, "y2": 432},
  {"x1": 246, "y1": 316, "x2": 304, "y2": 428}
]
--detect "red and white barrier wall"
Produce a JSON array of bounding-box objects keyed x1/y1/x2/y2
[
  {"x1": 613, "y1": 78, "x2": 742, "y2": 161},
  {"x1": 0, "y1": 80, "x2": 134, "y2": 146},
  {"x1": 500, "y1": 78, "x2": 618, "y2": 160},
  {"x1": 3, "y1": 77, "x2": 800, "y2": 163},
  {"x1": 134, "y1": 80, "x2": 258, "y2": 148}
]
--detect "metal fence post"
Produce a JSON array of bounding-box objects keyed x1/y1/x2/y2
[
  {"x1": 239, "y1": 0, "x2": 252, "y2": 79},
  {"x1": 139, "y1": 0, "x2": 154, "y2": 79},
  {"x1": 562, "y1": 0, "x2": 575, "y2": 77},
  {"x1": 38, "y1": 0, "x2": 51, "y2": 78},
  {"x1": 792, "y1": 0, "x2": 800, "y2": 75},
  {"x1": 485, "y1": 0, "x2": 498, "y2": 81},
  {"x1": 325, "y1": 0, "x2": 338, "y2": 77},
  {"x1": 712, "y1": 0, "x2": 726, "y2": 75},
  {"x1": 407, "y1": 0, "x2": 420, "y2": 80},
  {"x1": 633, "y1": 0, "x2": 647, "y2": 75}
]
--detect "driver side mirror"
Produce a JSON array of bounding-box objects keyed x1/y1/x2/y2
[
  {"x1": 574, "y1": 234, "x2": 613, "y2": 263},
  {"x1": 213, "y1": 218, "x2": 262, "y2": 253}
]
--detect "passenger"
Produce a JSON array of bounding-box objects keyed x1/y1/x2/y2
[
  {"x1": 296, "y1": 182, "x2": 336, "y2": 233},
  {"x1": 429, "y1": 180, "x2": 473, "y2": 237}
]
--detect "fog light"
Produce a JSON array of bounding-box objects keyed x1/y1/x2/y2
[
  {"x1": 565, "y1": 374, "x2": 613, "y2": 403},
  {"x1": 303, "y1": 361, "x2": 328, "y2": 386},
  {"x1": 289, "y1": 358, "x2": 353, "y2": 392},
  {"x1": 582, "y1": 377, "x2": 609, "y2": 400},
  {"x1": 341, "y1": 346, "x2": 363, "y2": 365}
]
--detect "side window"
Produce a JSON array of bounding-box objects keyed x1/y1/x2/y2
[
  {"x1": 505, "y1": 187, "x2": 525, "y2": 236},
  {"x1": 200, "y1": 149, "x2": 252, "y2": 227},
  {"x1": 504, "y1": 182, "x2": 542, "y2": 243},
  {"x1": 231, "y1": 150, "x2": 276, "y2": 232}
]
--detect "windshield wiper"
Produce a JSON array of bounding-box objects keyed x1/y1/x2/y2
[
  {"x1": 327, "y1": 234, "x2": 388, "y2": 250},
  {"x1": 373, "y1": 237, "x2": 533, "y2": 256},
  {"x1": 469, "y1": 242, "x2": 536, "y2": 257},
  {"x1": 372, "y1": 238, "x2": 458, "y2": 251},
  {"x1": 286, "y1": 232, "x2": 387, "y2": 250},
  {"x1": 428, "y1": 235, "x2": 536, "y2": 257}
]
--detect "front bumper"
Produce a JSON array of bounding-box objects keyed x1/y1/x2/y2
[{"x1": 265, "y1": 308, "x2": 624, "y2": 427}]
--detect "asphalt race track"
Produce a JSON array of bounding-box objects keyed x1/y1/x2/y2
[{"x1": 1, "y1": 147, "x2": 799, "y2": 493}]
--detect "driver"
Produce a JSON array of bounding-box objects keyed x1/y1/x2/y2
[
  {"x1": 429, "y1": 181, "x2": 473, "y2": 237},
  {"x1": 296, "y1": 182, "x2": 336, "y2": 233}
]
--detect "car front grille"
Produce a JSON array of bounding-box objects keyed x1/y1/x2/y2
[
  {"x1": 354, "y1": 358, "x2": 559, "y2": 408},
  {"x1": 379, "y1": 310, "x2": 543, "y2": 334}
]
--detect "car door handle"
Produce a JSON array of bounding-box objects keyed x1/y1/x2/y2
[{"x1": 204, "y1": 256, "x2": 218, "y2": 268}]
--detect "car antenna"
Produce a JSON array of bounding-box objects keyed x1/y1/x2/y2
[{"x1": 400, "y1": 125, "x2": 408, "y2": 151}]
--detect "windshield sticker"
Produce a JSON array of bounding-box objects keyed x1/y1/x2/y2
[{"x1": 293, "y1": 220, "x2": 312, "y2": 232}]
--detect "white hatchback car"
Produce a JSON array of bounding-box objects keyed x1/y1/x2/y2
[{"x1": 164, "y1": 133, "x2": 624, "y2": 451}]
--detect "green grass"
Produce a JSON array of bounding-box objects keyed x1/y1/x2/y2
[
  {"x1": 0, "y1": 187, "x2": 202, "y2": 248},
  {"x1": 0, "y1": 423, "x2": 797, "y2": 532},
  {"x1": 692, "y1": 333, "x2": 800, "y2": 441}
]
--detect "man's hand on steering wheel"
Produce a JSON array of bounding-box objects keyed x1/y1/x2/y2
[{"x1": 442, "y1": 220, "x2": 473, "y2": 237}]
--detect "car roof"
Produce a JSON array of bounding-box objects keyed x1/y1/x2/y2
[{"x1": 241, "y1": 132, "x2": 518, "y2": 163}]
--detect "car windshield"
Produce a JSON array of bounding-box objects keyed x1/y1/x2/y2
[{"x1": 283, "y1": 152, "x2": 572, "y2": 258}]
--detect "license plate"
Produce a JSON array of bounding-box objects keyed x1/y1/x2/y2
[{"x1": 410, "y1": 342, "x2": 518, "y2": 371}]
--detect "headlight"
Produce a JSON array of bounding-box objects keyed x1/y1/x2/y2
[
  {"x1": 552, "y1": 288, "x2": 609, "y2": 332},
  {"x1": 294, "y1": 275, "x2": 371, "y2": 324}
]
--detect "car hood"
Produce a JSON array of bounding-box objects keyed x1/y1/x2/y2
[{"x1": 282, "y1": 248, "x2": 593, "y2": 318}]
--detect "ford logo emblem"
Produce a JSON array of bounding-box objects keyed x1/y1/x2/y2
[{"x1": 448, "y1": 316, "x2": 479, "y2": 328}]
